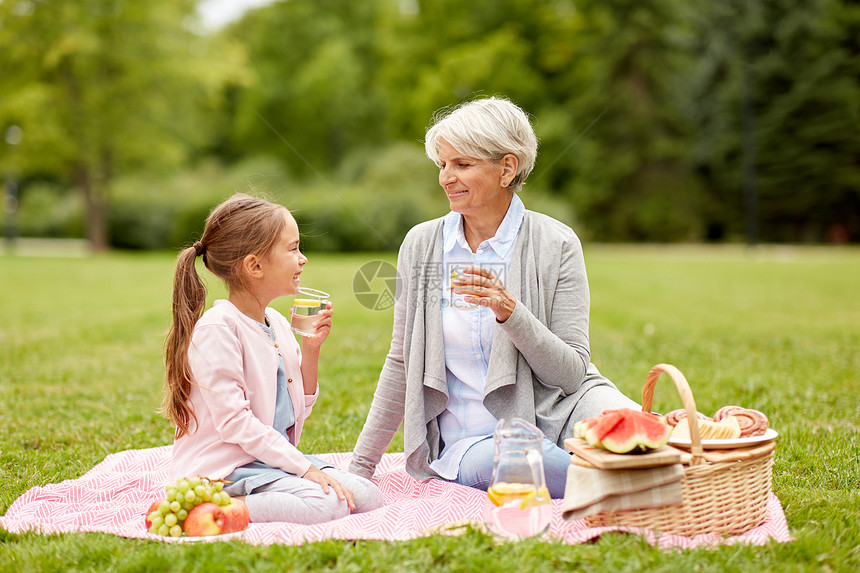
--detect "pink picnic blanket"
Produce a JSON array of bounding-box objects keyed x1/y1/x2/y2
[{"x1": 0, "y1": 446, "x2": 791, "y2": 549}]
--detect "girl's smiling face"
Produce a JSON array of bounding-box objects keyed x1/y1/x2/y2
[
  {"x1": 261, "y1": 210, "x2": 306, "y2": 299},
  {"x1": 437, "y1": 140, "x2": 510, "y2": 218}
]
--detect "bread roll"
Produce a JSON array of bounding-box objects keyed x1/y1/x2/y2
[{"x1": 671, "y1": 416, "x2": 742, "y2": 441}]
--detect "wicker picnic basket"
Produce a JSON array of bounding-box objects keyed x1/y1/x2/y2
[{"x1": 579, "y1": 363, "x2": 776, "y2": 536}]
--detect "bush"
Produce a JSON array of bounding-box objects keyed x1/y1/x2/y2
[
  {"x1": 11, "y1": 150, "x2": 583, "y2": 252},
  {"x1": 109, "y1": 156, "x2": 290, "y2": 250},
  {"x1": 280, "y1": 143, "x2": 447, "y2": 251},
  {"x1": 282, "y1": 142, "x2": 580, "y2": 251},
  {"x1": 12, "y1": 182, "x2": 86, "y2": 238}
]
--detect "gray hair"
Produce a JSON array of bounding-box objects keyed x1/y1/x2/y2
[{"x1": 424, "y1": 97, "x2": 538, "y2": 191}]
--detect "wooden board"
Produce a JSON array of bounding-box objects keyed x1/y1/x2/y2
[{"x1": 564, "y1": 438, "x2": 684, "y2": 470}]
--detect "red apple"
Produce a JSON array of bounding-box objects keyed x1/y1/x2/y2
[
  {"x1": 184, "y1": 499, "x2": 249, "y2": 536},
  {"x1": 220, "y1": 498, "x2": 250, "y2": 533},
  {"x1": 144, "y1": 500, "x2": 161, "y2": 530},
  {"x1": 184, "y1": 503, "x2": 225, "y2": 537}
]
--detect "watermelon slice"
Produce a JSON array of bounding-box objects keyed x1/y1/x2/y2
[
  {"x1": 572, "y1": 418, "x2": 593, "y2": 439},
  {"x1": 632, "y1": 411, "x2": 673, "y2": 449},
  {"x1": 600, "y1": 408, "x2": 672, "y2": 454},
  {"x1": 583, "y1": 410, "x2": 625, "y2": 449},
  {"x1": 573, "y1": 412, "x2": 610, "y2": 439}
]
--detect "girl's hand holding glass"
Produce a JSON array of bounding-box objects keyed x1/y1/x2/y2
[
  {"x1": 298, "y1": 301, "x2": 333, "y2": 350},
  {"x1": 291, "y1": 288, "x2": 332, "y2": 343}
]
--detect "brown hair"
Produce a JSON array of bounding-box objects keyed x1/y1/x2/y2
[{"x1": 162, "y1": 193, "x2": 289, "y2": 438}]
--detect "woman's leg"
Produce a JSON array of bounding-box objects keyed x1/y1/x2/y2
[
  {"x1": 455, "y1": 437, "x2": 571, "y2": 499},
  {"x1": 540, "y1": 439, "x2": 574, "y2": 499},
  {"x1": 454, "y1": 437, "x2": 495, "y2": 492},
  {"x1": 569, "y1": 383, "x2": 640, "y2": 421}
]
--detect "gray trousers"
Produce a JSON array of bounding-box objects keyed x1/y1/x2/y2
[{"x1": 243, "y1": 466, "x2": 383, "y2": 525}]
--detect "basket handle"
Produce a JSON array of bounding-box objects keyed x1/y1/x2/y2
[{"x1": 641, "y1": 363, "x2": 705, "y2": 464}]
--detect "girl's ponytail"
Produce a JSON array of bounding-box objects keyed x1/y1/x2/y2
[
  {"x1": 163, "y1": 245, "x2": 207, "y2": 438},
  {"x1": 161, "y1": 193, "x2": 287, "y2": 438}
]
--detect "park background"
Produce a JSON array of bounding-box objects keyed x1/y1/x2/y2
[
  {"x1": 1, "y1": 1, "x2": 859, "y2": 571},
  {"x1": 1, "y1": 0, "x2": 859, "y2": 252}
]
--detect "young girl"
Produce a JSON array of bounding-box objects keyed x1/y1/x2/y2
[{"x1": 163, "y1": 193, "x2": 382, "y2": 524}]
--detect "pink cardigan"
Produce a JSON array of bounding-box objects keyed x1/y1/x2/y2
[{"x1": 169, "y1": 299, "x2": 317, "y2": 481}]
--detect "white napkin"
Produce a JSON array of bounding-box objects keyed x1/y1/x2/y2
[{"x1": 562, "y1": 463, "x2": 684, "y2": 521}]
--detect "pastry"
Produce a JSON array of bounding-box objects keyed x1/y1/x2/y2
[
  {"x1": 664, "y1": 409, "x2": 709, "y2": 427},
  {"x1": 713, "y1": 406, "x2": 769, "y2": 437}
]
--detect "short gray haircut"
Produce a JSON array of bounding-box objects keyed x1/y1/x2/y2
[{"x1": 424, "y1": 97, "x2": 538, "y2": 191}]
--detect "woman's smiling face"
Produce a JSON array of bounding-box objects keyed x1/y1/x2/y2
[{"x1": 437, "y1": 140, "x2": 509, "y2": 218}]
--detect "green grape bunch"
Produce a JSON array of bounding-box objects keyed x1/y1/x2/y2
[{"x1": 144, "y1": 476, "x2": 231, "y2": 537}]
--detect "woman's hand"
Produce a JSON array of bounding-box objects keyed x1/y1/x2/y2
[
  {"x1": 453, "y1": 265, "x2": 517, "y2": 322},
  {"x1": 301, "y1": 464, "x2": 356, "y2": 511},
  {"x1": 300, "y1": 302, "x2": 333, "y2": 351}
]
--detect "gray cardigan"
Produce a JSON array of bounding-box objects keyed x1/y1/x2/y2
[{"x1": 349, "y1": 209, "x2": 624, "y2": 480}]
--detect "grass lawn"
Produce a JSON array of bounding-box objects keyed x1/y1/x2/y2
[{"x1": 1, "y1": 245, "x2": 858, "y2": 571}]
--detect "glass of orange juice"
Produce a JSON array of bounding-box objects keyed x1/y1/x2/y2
[{"x1": 290, "y1": 288, "x2": 329, "y2": 337}]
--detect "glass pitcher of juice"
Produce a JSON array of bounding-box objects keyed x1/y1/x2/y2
[{"x1": 484, "y1": 418, "x2": 552, "y2": 540}]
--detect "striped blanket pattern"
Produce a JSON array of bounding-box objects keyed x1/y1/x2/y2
[{"x1": 0, "y1": 446, "x2": 791, "y2": 549}]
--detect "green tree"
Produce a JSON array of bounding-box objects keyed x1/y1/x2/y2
[
  {"x1": 217, "y1": 0, "x2": 709, "y2": 241},
  {"x1": 0, "y1": 0, "x2": 247, "y2": 250},
  {"x1": 686, "y1": 0, "x2": 860, "y2": 242},
  {"x1": 543, "y1": 0, "x2": 704, "y2": 241},
  {"x1": 223, "y1": 0, "x2": 566, "y2": 175},
  {"x1": 222, "y1": 0, "x2": 387, "y2": 175},
  {"x1": 374, "y1": 0, "x2": 552, "y2": 139}
]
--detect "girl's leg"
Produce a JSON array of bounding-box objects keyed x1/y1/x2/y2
[
  {"x1": 242, "y1": 467, "x2": 383, "y2": 524},
  {"x1": 243, "y1": 473, "x2": 349, "y2": 524},
  {"x1": 322, "y1": 466, "x2": 384, "y2": 513},
  {"x1": 454, "y1": 437, "x2": 572, "y2": 499}
]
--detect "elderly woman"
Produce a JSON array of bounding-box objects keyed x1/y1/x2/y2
[{"x1": 348, "y1": 97, "x2": 638, "y2": 498}]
